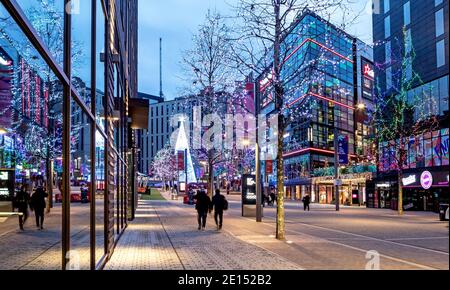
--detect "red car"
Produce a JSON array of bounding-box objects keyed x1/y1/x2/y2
[{"x1": 55, "y1": 186, "x2": 90, "y2": 203}]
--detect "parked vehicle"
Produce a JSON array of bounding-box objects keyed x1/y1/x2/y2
[
  {"x1": 183, "y1": 194, "x2": 196, "y2": 205},
  {"x1": 55, "y1": 184, "x2": 91, "y2": 203},
  {"x1": 439, "y1": 204, "x2": 449, "y2": 221}
]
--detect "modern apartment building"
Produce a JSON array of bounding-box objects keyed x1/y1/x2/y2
[{"x1": 371, "y1": 0, "x2": 449, "y2": 211}]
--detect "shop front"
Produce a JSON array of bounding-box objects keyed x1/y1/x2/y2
[
  {"x1": 401, "y1": 167, "x2": 449, "y2": 212},
  {"x1": 371, "y1": 167, "x2": 449, "y2": 212},
  {"x1": 284, "y1": 179, "x2": 312, "y2": 201},
  {"x1": 312, "y1": 172, "x2": 373, "y2": 206}
]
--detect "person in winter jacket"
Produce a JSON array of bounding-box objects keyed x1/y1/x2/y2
[
  {"x1": 211, "y1": 189, "x2": 228, "y2": 230},
  {"x1": 194, "y1": 189, "x2": 211, "y2": 231},
  {"x1": 30, "y1": 186, "x2": 48, "y2": 230},
  {"x1": 13, "y1": 186, "x2": 30, "y2": 231}
]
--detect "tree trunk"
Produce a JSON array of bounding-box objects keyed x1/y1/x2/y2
[
  {"x1": 398, "y1": 169, "x2": 404, "y2": 215},
  {"x1": 276, "y1": 119, "x2": 285, "y2": 240},
  {"x1": 273, "y1": 1, "x2": 285, "y2": 240}
]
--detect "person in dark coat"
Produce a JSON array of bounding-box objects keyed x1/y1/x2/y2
[
  {"x1": 14, "y1": 186, "x2": 30, "y2": 231},
  {"x1": 269, "y1": 189, "x2": 276, "y2": 206},
  {"x1": 194, "y1": 189, "x2": 211, "y2": 231},
  {"x1": 30, "y1": 186, "x2": 48, "y2": 230},
  {"x1": 211, "y1": 189, "x2": 227, "y2": 230},
  {"x1": 302, "y1": 195, "x2": 311, "y2": 211}
]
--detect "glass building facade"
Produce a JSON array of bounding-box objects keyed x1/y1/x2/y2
[
  {"x1": 258, "y1": 12, "x2": 375, "y2": 205},
  {"x1": 0, "y1": 0, "x2": 139, "y2": 270},
  {"x1": 372, "y1": 0, "x2": 449, "y2": 211}
]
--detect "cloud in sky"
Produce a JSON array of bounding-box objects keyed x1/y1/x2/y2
[{"x1": 138, "y1": 0, "x2": 373, "y2": 100}]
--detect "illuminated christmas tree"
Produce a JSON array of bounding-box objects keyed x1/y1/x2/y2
[{"x1": 174, "y1": 120, "x2": 197, "y2": 185}]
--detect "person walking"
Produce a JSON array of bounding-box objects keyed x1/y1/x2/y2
[
  {"x1": 13, "y1": 185, "x2": 30, "y2": 231},
  {"x1": 211, "y1": 189, "x2": 228, "y2": 231},
  {"x1": 194, "y1": 189, "x2": 211, "y2": 231},
  {"x1": 302, "y1": 194, "x2": 311, "y2": 211},
  {"x1": 270, "y1": 189, "x2": 276, "y2": 207},
  {"x1": 30, "y1": 186, "x2": 48, "y2": 230}
]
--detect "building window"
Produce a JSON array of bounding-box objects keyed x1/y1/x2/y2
[
  {"x1": 435, "y1": 0, "x2": 443, "y2": 6},
  {"x1": 406, "y1": 58, "x2": 412, "y2": 80},
  {"x1": 385, "y1": 41, "x2": 391, "y2": 64},
  {"x1": 384, "y1": 0, "x2": 390, "y2": 13},
  {"x1": 439, "y1": 76, "x2": 449, "y2": 115},
  {"x1": 405, "y1": 29, "x2": 412, "y2": 56},
  {"x1": 435, "y1": 9, "x2": 444, "y2": 37},
  {"x1": 436, "y1": 39, "x2": 445, "y2": 68},
  {"x1": 386, "y1": 67, "x2": 392, "y2": 90},
  {"x1": 404, "y1": 2, "x2": 410, "y2": 26},
  {"x1": 384, "y1": 16, "x2": 390, "y2": 39}
]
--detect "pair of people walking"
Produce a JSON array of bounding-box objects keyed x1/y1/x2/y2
[
  {"x1": 194, "y1": 189, "x2": 228, "y2": 231},
  {"x1": 13, "y1": 185, "x2": 48, "y2": 230}
]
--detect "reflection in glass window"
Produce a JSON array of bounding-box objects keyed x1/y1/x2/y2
[
  {"x1": 404, "y1": 2, "x2": 410, "y2": 26},
  {"x1": 435, "y1": 9, "x2": 444, "y2": 37},
  {"x1": 384, "y1": 16, "x2": 390, "y2": 39},
  {"x1": 386, "y1": 67, "x2": 392, "y2": 90},
  {"x1": 15, "y1": 0, "x2": 64, "y2": 67},
  {"x1": 436, "y1": 40, "x2": 445, "y2": 68},
  {"x1": 0, "y1": 2, "x2": 63, "y2": 270}
]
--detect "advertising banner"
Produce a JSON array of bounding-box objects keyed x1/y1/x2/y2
[
  {"x1": 266, "y1": 160, "x2": 273, "y2": 174},
  {"x1": 338, "y1": 135, "x2": 349, "y2": 165},
  {"x1": 177, "y1": 151, "x2": 185, "y2": 171},
  {"x1": 242, "y1": 174, "x2": 257, "y2": 205}
]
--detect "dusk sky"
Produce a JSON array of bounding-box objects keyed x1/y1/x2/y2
[{"x1": 138, "y1": 0, "x2": 374, "y2": 100}]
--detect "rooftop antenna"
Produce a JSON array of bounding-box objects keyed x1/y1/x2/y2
[{"x1": 159, "y1": 37, "x2": 164, "y2": 100}]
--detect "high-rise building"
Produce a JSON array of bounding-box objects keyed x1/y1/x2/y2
[
  {"x1": 371, "y1": 0, "x2": 449, "y2": 211},
  {"x1": 257, "y1": 11, "x2": 376, "y2": 205}
]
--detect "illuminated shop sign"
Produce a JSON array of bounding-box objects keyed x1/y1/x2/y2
[
  {"x1": 361, "y1": 58, "x2": 374, "y2": 101},
  {"x1": 402, "y1": 174, "x2": 416, "y2": 186},
  {"x1": 420, "y1": 171, "x2": 433, "y2": 190},
  {"x1": 402, "y1": 170, "x2": 449, "y2": 189},
  {"x1": 242, "y1": 174, "x2": 257, "y2": 205},
  {"x1": 363, "y1": 64, "x2": 374, "y2": 78}
]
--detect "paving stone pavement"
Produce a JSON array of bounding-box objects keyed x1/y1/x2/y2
[{"x1": 105, "y1": 200, "x2": 301, "y2": 270}]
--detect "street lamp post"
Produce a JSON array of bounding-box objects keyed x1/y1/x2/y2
[{"x1": 334, "y1": 126, "x2": 340, "y2": 212}]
